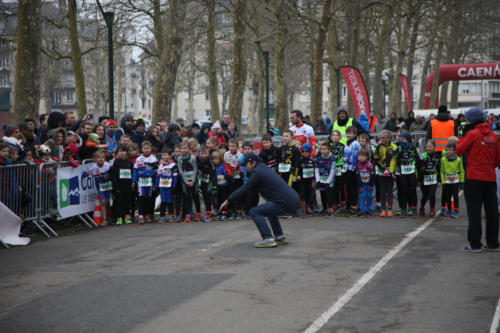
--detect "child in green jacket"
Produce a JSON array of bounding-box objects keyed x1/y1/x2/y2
[{"x1": 440, "y1": 142, "x2": 465, "y2": 218}]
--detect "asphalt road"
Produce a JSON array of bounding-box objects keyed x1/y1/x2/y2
[{"x1": 0, "y1": 201, "x2": 499, "y2": 333}]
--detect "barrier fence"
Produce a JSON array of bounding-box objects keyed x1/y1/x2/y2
[{"x1": 0, "y1": 159, "x2": 97, "y2": 244}]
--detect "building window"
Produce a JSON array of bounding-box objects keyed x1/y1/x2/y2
[
  {"x1": 462, "y1": 84, "x2": 469, "y2": 94},
  {"x1": 184, "y1": 92, "x2": 189, "y2": 100},
  {"x1": 52, "y1": 90, "x2": 61, "y2": 105},
  {"x1": 205, "y1": 109, "x2": 211, "y2": 116},
  {"x1": 131, "y1": 89, "x2": 136, "y2": 94},
  {"x1": 67, "y1": 90, "x2": 73, "y2": 101},
  {"x1": 0, "y1": 72, "x2": 9, "y2": 87},
  {"x1": 343, "y1": 86, "x2": 347, "y2": 97},
  {"x1": 205, "y1": 88, "x2": 210, "y2": 101},
  {"x1": 142, "y1": 98, "x2": 145, "y2": 109},
  {"x1": 0, "y1": 56, "x2": 9, "y2": 70}
]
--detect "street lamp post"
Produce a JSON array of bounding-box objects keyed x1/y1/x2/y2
[
  {"x1": 97, "y1": 0, "x2": 114, "y2": 120},
  {"x1": 382, "y1": 79, "x2": 386, "y2": 118}
]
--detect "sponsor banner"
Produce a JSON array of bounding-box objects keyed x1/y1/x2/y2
[
  {"x1": 400, "y1": 74, "x2": 412, "y2": 112},
  {"x1": 56, "y1": 164, "x2": 97, "y2": 218},
  {"x1": 424, "y1": 62, "x2": 500, "y2": 109},
  {"x1": 0, "y1": 201, "x2": 30, "y2": 246},
  {"x1": 339, "y1": 66, "x2": 371, "y2": 119}
]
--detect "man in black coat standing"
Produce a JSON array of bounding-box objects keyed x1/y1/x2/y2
[{"x1": 220, "y1": 153, "x2": 300, "y2": 248}]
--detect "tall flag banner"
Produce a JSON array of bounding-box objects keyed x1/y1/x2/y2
[
  {"x1": 400, "y1": 74, "x2": 412, "y2": 112},
  {"x1": 339, "y1": 66, "x2": 371, "y2": 119}
]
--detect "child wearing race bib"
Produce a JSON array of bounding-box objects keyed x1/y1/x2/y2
[
  {"x1": 132, "y1": 140, "x2": 158, "y2": 223},
  {"x1": 395, "y1": 132, "x2": 419, "y2": 218},
  {"x1": 418, "y1": 139, "x2": 441, "y2": 218},
  {"x1": 90, "y1": 150, "x2": 112, "y2": 225},
  {"x1": 177, "y1": 141, "x2": 200, "y2": 222},
  {"x1": 315, "y1": 141, "x2": 336, "y2": 216},
  {"x1": 298, "y1": 143, "x2": 316, "y2": 215},
  {"x1": 197, "y1": 145, "x2": 217, "y2": 222},
  {"x1": 224, "y1": 139, "x2": 244, "y2": 220},
  {"x1": 329, "y1": 130, "x2": 346, "y2": 213},
  {"x1": 156, "y1": 147, "x2": 178, "y2": 223},
  {"x1": 373, "y1": 130, "x2": 399, "y2": 217},
  {"x1": 278, "y1": 130, "x2": 300, "y2": 187},
  {"x1": 440, "y1": 142, "x2": 464, "y2": 218},
  {"x1": 110, "y1": 145, "x2": 134, "y2": 225},
  {"x1": 356, "y1": 149, "x2": 375, "y2": 217},
  {"x1": 212, "y1": 151, "x2": 229, "y2": 220},
  {"x1": 342, "y1": 126, "x2": 361, "y2": 216},
  {"x1": 259, "y1": 134, "x2": 279, "y2": 172}
]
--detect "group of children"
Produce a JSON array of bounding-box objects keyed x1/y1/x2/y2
[
  {"x1": 259, "y1": 126, "x2": 464, "y2": 219},
  {"x1": 81, "y1": 122, "x2": 465, "y2": 225}
]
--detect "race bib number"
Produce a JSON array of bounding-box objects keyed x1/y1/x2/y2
[
  {"x1": 159, "y1": 178, "x2": 172, "y2": 188},
  {"x1": 138, "y1": 177, "x2": 152, "y2": 187},
  {"x1": 233, "y1": 172, "x2": 241, "y2": 179},
  {"x1": 444, "y1": 173, "x2": 459, "y2": 184},
  {"x1": 217, "y1": 174, "x2": 226, "y2": 185},
  {"x1": 99, "y1": 181, "x2": 112, "y2": 192},
  {"x1": 401, "y1": 164, "x2": 415, "y2": 175},
  {"x1": 423, "y1": 174, "x2": 437, "y2": 185},
  {"x1": 278, "y1": 163, "x2": 291, "y2": 173},
  {"x1": 319, "y1": 175, "x2": 329, "y2": 183},
  {"x1": 302, "y1": 168, "x2": 314, "y2": 178},
  {"x1": 184, "y1": 171, "x2": 195, "y2": 183},
  {"x1": 200, "y1": 174, "x2": 210, "y2": 183},
  {"x1": 119, "y1": 169, "x2": 131, "y2": 179},
  {"x1": 359, "y1": 170, "x2": 371, "y2": 183}
]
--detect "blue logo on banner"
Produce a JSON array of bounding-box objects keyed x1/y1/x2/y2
[{"x1": 69, "y1": 176, "x2": 80, "y2": 205}]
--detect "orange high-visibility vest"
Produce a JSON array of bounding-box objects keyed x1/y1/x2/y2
[
  {"x1": 369, "y1": 117, "x2": 378, "y2": 133},
  {"x1": 431, "y1": 119, "x2": 455, "y2": 152}
]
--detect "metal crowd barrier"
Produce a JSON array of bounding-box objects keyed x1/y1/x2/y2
[{"x1": 0, "y1": 159, "x2": 98, "y2": 243}]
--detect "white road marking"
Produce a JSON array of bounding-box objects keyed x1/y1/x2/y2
[
  {"x1": 490, "y1": 298, "x2": 500, "y2": 333},
  {"x1": 304, "y1": 217, "x2": 436, "y2": 333}
]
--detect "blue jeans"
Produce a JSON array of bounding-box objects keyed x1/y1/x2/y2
[
  {"x1": 249, "y1": 202, "x2": 288, "y2": 239},
  {"x1": 359, "y1": 184, "x2": 373, "y2": 213}
]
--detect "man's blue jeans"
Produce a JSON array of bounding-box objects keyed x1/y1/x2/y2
[{"x1": 249, "y1": 202, "x2": 288, "y2": 239}]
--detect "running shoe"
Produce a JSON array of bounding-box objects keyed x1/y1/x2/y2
[
  {"x1": 451, "y1": 210, "x2": 459, "y2": 218},
  {"x1": 419, "y1": 207, "x2": 426, "y2": 217},
  {"x1": 254, "y1": 238, "x2": 277, "y2": 248},
  {"x1": 194, "y1": 214, "x2": 201, "y2": 222},
  {"x1": 482, "y1": 245, "x2": 499, "y2": 252},
  {"x1": 429, "y1": 210, "x2": 435, "y2": 218},
  {"x1": 116, "y1": 217, "x2": 123, "y2": 225},
  {"x1": 124, "y1": 217, "x2": 133, "y2": 224},
  {"x1": 379, "y1": 210, "x2": 386, "y2": 217},
  {"x1": 439, "y1": 207, "x2": 447, "y2": 216},
  {"x1": 184, "y1": 215, "x2": 191, "y2": 223},
  {"x1": 463, "y1": 245, "x2": 482, "y2": 253},
  {"x1": 229, "y1": 213, "x2": 237, "y2": 220},
  {"x1": 275, "y1": 235, "x2": 288, "y2": 245},
  {"x1": 235, "y1": 213, "x2": 244, "y2": 220},
  {"x1": 217, "y1": 214, "x2": 227, "y2": 221},
  {"x1": 158, "y1": 216, "x2": 168, "y2": 223},
  {"x1": 400, "y1": 210, "x2": 408, "y2": 218},
  {"x1": 386, "y1": 210, "x2": 393, "y2": 218},
  {"x1": 137, "y1": 215, "x2": 145, "y2": 224},
  {"x1": 201, "y1": 215, "x2": 211, "y2": 222},
  {"x1": 395, "y1": 208, "x2": 403, "y2": 217}
]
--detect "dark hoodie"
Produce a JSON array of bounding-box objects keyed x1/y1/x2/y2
[
  {"x1": 196, "y1": 122, "x2": 211, "y2": 145},
  {"x1": 41, "y1": 111, "x2": 66, "y2": 143},
  {"x1": 116, "y1": 114, "x2": 137, "y2": 143},
  {"x1": 164, "y1": 123, "x2": 182, "y2": 150}
]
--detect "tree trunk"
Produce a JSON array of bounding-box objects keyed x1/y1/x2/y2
[
  {"x1": 152, "y1": 0, "x2": 186, "y2": 124},
  {"x1": 206, "y1": 0, "x2": 221, "y2": 122},
  {"x1": 13, "y1": 0, "x2": 41, "y2": 123},
  {"x1": 67, "y1": 0, "x2": 87, "y2": 119},
  {"x1": 311, "y1": 0, "x2": 333, "y2": 124},
  {"x1": 390, "y1": 9, "x2": 410, "y2": 117},
  {"x1": 450, "y1": 80, "x2": 458, "y2": 108},
  {"x1": 273, "y1": 0, "x2": 289, "y2": 133},
  {"x1": 227, "y1": 0, "x2": 247, "y2": 129},
  {"x1": 429, "y1": 6, "x2": 449, "y2": 109},
  {"x1": 327, "y1": 17, "x2": 341, "y2": 120},
  {"x1": 346, "y1": 0, "x2": 361, "y2": 117},
  {"x1": 257, "y1": 52, "x2": 265, "y2": 136},
  {"x1": 418, "y1": 36, "x2": 435, "y2": 109},
  {"x1": 405, "y1": 5, "x2": 421, "y2": 111},
  {"x1": 372, "y1": 0, "x2": 394, "y2": 117}
]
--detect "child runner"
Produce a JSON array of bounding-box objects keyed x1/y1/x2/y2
[
  {"x1": 315, "y1": 141, "x2": 336, "y2": 216},
  {"x1": 329, "y1": 130, "x2": 345, "y2": 212},
  {"x1": 259, "y1": 134, "x2": 279, "y2": 172},
  {"x1": 440, "y1": 142, "x2": 464, "y2": 218},
  {"x1": 206, "y1": 137, "x2": 218, "y2": 155},
  {"x1": 298, "y1": 143, "x2": 315, "y2": 215},
  {"x1": 110, "y1": 145, "x2": 134, "y2": 225},
  {"x1": 356, "y1": 149, "x2": 375, "y2": 217},
  {"x1": 177, "y1": 141, "x2": 200, "y2": 222},
  {"x1": 396, "y1": 132, "x2": 419, "y2": 218},
  {"x1": 212, "y1": 151, "x2": 229, "y2": 220},
  {"x1": 197, "y1": 145, "x2": 217, "y2": 221},
  {"x1": 90, "y1": 150, "x2": 112, "y2": 225},
  {"x1": 224, "y1": 139, "x2": 244, "y2": 219},
  {"x1": 156, "y1": 147, "x2": 178, "y2": 222},
  {"x1": 373, "y1": 130, "x2": 398, "y2": 217},
  {"x1": 342, "y1": 126, "x2": 361, "y2": 215},
  {"x1": 278, "y1": 130, "x2": 300, "y2": 186},
  {"x1": 418, "y1": 139, "x2": 441, "y2": 218},
  {"x1": 132, "y1": 140, "x2": 158, "y2": 223}
]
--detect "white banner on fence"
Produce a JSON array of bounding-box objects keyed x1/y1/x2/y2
[
  {"x1": 56, "y1": 164, "x2": 97, "y2": 218},
  {"x1": 0, "y1": 201, "x2": 30, "y2": 246}
]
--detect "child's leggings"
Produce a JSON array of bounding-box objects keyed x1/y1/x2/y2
[
  {"x1": 443, "y1": 183, "x2": 460, "y2": 211},
  {"x1": 420, "y1": 184, "x2": 437, "y2": 209},
  {"x1": 398, "y1": 174, "x2": 417, "y2": 211},
  {"x1": 379, "y1": 176, "x2": 394, "y2": 210},
  {"x1": 359, "y1": 184, "x2": 373, "y2": 213}
]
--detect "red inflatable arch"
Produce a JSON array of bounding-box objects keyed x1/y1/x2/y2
[{"x1": 424, "y1": 62, "x2": 500, "y2": 109}]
